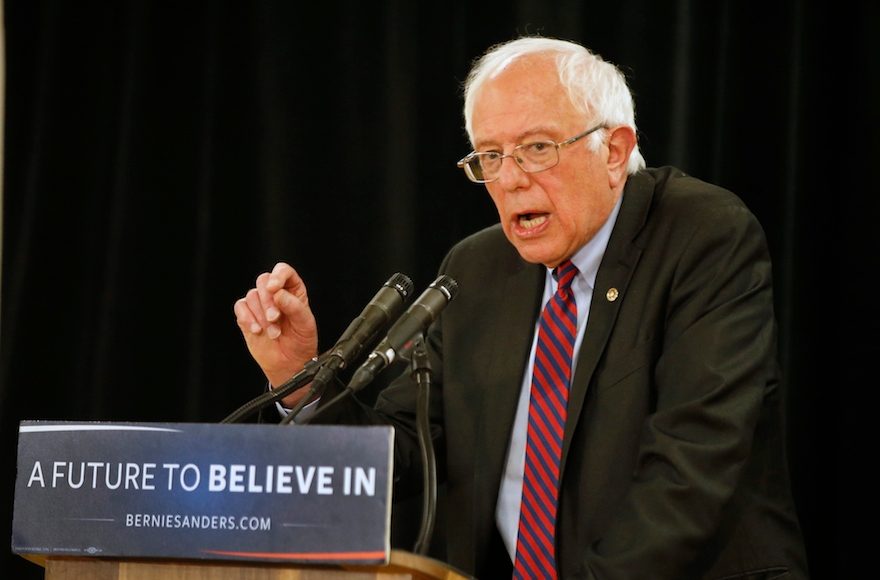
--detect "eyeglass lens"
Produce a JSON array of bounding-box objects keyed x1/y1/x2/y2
[{"x1": 468, "y1": 141, "x2": 560, "y2": 181}]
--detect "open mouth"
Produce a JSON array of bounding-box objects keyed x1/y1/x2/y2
[{"x1": 518, "y1": 213, "x2": 548, "y2": 229}]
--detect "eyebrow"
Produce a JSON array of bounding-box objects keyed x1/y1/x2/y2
[{"x1": 474, "y1": 126, "x2": 562, "y2": 151}]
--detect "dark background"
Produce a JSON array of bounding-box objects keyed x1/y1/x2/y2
[{"x1": 2, "y1": 0, "x2": 877, "y2": 577}]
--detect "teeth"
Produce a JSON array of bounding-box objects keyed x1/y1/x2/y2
[{"x1": 519, "y1": 214, "x2": 547, "y2": 229}]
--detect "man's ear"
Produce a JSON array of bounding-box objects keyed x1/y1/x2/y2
[{"x1": 606, "y1": 126, "x2": 638, "y2": 188}]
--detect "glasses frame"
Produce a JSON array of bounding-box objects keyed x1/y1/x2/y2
[{"x1": 457, "y1": 124, "x2": 606, "y2": 184}]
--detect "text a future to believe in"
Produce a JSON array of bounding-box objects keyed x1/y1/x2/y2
[{"x1": 25, "y1": 461, "x2": 379, "y2": 496}]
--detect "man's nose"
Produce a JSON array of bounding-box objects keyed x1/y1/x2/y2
[{"x1": 496, "y1": 155, "x2": 530, "y2": 191}]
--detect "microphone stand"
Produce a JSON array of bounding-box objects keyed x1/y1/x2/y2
[
  {"x1": 220, "y1": 355, "x2": 326, "y2": 424},
  {"x1": 409, "y1": 336, "x2": 437, "y2": 557},
  {"x1": 278, "y1": 356, "x2": 344, "y2": 425},
  {"x1": 291, "y1": 336, "x2": 438, "y2": 555}
]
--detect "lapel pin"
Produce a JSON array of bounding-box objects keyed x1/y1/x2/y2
[{"x1": 606, "y1": 287, "x2": 619, "y2": 302}]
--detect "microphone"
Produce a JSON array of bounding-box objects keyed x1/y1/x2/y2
[
  {"x1": 279, "y1": 272, "x2": 415, "y2": 424},
  {"x1": 322, "y1": 272, "x2": 415, "y2": 370},
  {"x1": 348, "y1": 275, "x2": 459, "y2": 392}
]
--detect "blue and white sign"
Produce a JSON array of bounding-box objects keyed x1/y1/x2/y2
[{"x1": 12, "y1": 421, "x2": 394, "y2": 564}]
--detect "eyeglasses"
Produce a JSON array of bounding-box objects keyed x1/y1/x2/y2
[{"x1": 457, "y1": 125, "x2": 606, "y2": 184}]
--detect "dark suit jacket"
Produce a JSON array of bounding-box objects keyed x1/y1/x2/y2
[{"x1": 324, "y1": 167, "x2": 808, "y2": 579}]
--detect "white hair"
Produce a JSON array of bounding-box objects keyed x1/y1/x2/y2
[{"x1": 463, "y1": 37, "x2": 646, "y2": 174}]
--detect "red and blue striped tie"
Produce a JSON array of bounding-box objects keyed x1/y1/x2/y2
[{"x1": 514, "y1": 260, "x2": 578, "y2": 579}]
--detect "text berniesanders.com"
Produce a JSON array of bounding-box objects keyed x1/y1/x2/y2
[{"x1": 126, "y1": 513, "x2": 272, "y2": 531}]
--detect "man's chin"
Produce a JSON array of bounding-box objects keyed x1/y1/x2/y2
[{"x1": 509, "y1": 240, "x2": 563, "y2": 269}]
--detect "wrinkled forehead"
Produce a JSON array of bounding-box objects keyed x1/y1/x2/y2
[
  {"x1": 488, "y1": 52, "x2": 556, "y2": 81},
  {"x1": 467, "y1": 52, "x2": 591, "y2": 145},
  {"x1": 490, "y1": 53, "x2": 528, "y2": 79},
  {"x1": 474, "y1": 58, "x2": 580, "y2": 118},
  {"x1": 476, "y1": 55, "x2": 567, "y2": 108}
]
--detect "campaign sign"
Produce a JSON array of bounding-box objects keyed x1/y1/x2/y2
[{"x1": 11, "y1": 421, "x2": 394, "y2": 564}]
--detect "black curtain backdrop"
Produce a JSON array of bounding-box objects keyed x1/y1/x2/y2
[{"x1": 2, "y1": 0, "x2": 877, "y2": 577}]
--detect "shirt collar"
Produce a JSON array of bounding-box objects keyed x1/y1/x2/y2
[{"x1": 548, "y1": 192, "x2": 624, "y2": 291}]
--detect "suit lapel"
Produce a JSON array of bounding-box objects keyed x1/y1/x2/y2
[
  {"x1": 472, "y1": 258, "x2": 544, "y2": 543},
  {"x1": 559, "y1": 171, "x2": 656, "y2": 475}
]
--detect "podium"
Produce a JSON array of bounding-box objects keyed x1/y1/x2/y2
[
  {"x1": 13, "y1": 423, "x2": 472, "y2": 579},
  {"x1": 21, "y1": 550, "x2": 473, "y2": 579}
]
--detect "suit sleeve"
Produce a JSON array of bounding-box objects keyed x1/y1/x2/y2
[{"x1": 578, "y1": 202, "x2": 780, "y2": 578}]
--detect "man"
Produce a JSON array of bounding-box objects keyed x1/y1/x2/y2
[{"x1": 235, "y1": 37, "x2": 808, "y2": 579}]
